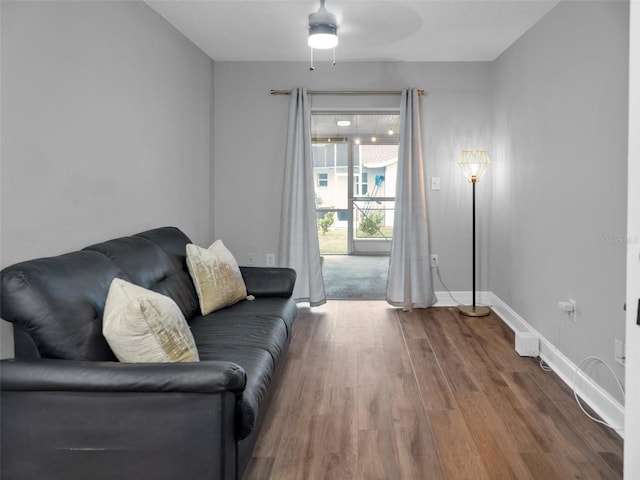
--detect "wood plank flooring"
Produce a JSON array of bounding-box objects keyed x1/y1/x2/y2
[{"x1": 243, "y1": 302, "x2": 623, "y2": 480}]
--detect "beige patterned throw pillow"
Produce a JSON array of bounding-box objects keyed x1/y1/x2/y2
[
  {"x1": 186, "y1": 240, "x2": 248, "y2": 315},
  {"x1": 103, "y1": 278, "x2": 199, "y2": 363}
]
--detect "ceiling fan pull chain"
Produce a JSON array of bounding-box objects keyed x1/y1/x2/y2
[
  {"x1": 332, "y1": 47, "x2": 336, "y2": 66},
  {"x1": 310, "y1": 48, "x2": 315, "y2": 71}
]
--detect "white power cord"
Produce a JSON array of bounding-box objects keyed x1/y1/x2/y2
[
  {"x1": 533, "y1": 352, "x2": 551, "y2": 371},
  {"x1": 572, "y1": 355, "x2": 625, "y2": 431},
  {"x1": 431, "y1": 265, "x2": 464, "y2": 305}
]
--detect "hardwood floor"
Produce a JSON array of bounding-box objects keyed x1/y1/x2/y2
[{"x1": 244, "y1": 301, "x2": 623, "y2": 480}]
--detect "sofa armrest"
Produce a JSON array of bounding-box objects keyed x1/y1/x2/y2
[
  {"x1": 1, "y1": 358, "x2": 244, "y2": 480},
  {"x1": 240, "y1": 266, "x2": 296, "y2": 297},
  {"x1": 0, "y1": 358, "x2": 246, "y2": 393}
]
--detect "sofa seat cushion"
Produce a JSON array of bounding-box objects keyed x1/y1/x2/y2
[
  {"x1": 238, "y1": 297, "x2": 297, "y2": 340},
  {"x1": 189, "y1": 305, "x2": 289, "y2": 368},
  {"x1": 197, "y1": 344, "x2": 274, "y2": 439}
]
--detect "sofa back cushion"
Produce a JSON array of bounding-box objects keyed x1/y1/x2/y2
[
  {"x1": 132, "y1": 227, "x2": 200, "y2": 320},
  {"x1": 1, "y1": 227, "x2": 199, "y2": 360},
  {"x1": 0, "y1": 251, "x2": 121, "y2": 360},
  {"x1": 84, "y1": 228, "x2": 199, "y2": 321}
]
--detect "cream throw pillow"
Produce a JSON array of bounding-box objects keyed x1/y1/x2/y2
[
  {"x1": 103, "y1": 278, "x2": 199, "y2": 363},
  {"x1": 186, "y1": 240, "x2": 248, "y2": 315}
]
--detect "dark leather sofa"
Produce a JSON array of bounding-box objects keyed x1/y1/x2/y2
[{"x1": 0, "y1": 227, "x2": 297, "y2": 480}]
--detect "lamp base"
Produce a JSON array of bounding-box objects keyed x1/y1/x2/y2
[{"x1": 457, "y1": 305, "x2": 491, "y2": 317}]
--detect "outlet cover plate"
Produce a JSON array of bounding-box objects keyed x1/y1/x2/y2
[{"x1": 266, "y1": 253, "x2": 276, "y2": 267}]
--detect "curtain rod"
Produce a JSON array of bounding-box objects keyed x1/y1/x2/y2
[{"x1": 270, "y1": 89, "x2": 425, "y2": 96}]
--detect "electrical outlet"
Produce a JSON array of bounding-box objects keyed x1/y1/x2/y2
[
  {"x1": 614, "y1": 339, "x2": 625, "y2": 366},
  {"x1": 266, "y1": 253, "x2": 275, "y2": 266},
  {"x1": 430, "y1": 254, "x2": 439, "y2": 268},
  {"x1": 246, "y1": 252, "x2": 256, "y2": 266},
  {"x1": 558, "y1": 299, "x2": 577, "y2": 321}
]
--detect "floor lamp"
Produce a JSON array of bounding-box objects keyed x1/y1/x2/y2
[{"x1": 457, "y1": 150, "x2": 491, "y2": 317}]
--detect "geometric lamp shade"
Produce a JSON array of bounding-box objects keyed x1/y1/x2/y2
[{"x1": 458, "y1": 150, "x2": 491, "y2": 183}]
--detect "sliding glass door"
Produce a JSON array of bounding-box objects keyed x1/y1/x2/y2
[{"x1": 312, "y1": 113, "x2": 399, "y2": 255}]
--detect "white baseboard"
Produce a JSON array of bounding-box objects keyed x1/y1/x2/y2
[
  {"x1": 490, "y1": 293, "x2": 625, "y2": 438},
  {"x1": 433, "y1": 290, "x2": 624, "y2": 438}
]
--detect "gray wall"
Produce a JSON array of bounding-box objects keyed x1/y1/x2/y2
[
  {"x1": 0, "y1": 1, "x2": 215, "y2": 356},
  {"x1": 212, "y1": 61, "x2": 493, "y2": 289},
  {"x1": 490, "y1": 1, "x2": 629, "y2": 400}
]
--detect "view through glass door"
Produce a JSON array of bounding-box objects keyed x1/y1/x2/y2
[
  {"x1": 312, "y1": 112, "x2": 399, "y2": 298},
  {"x1": 312, "y1": 113, "x2": 399, "y2": 255}
]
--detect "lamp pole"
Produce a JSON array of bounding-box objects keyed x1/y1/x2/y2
[
  {"x1": 472, "y1": 178, "x2": 477, "y2": 309},
  {"x1": 458, "y1": 151, "x2": 491, "y2": 317}
]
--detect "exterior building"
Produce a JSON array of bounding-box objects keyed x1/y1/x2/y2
[{"x1": 313, "y1": 142, "x2": 398, "y2": 230}]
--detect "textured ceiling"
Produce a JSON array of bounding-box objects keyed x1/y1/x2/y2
[{"x1": 144, "y1": 0, "x2": 560, "y2": 63}]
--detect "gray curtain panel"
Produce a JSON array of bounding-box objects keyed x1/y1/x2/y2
[
  {"x1": 278, "y1": 87, "x2": 327, "y2": 306},
  {"x1": 386, "y1": 88, "x2": 436, "y2": 310}
]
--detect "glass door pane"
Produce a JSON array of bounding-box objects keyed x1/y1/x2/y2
[
  {"x1": 352, "y1": 143, "x2": 397, "y2": 255},
  {"x1": 313, "y1": 141, "x2": 349, "y2": 254}
]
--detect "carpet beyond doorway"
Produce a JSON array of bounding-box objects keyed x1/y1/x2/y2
[{"x1": 321, "y1": 255, "x2": 389, "y2": 299}]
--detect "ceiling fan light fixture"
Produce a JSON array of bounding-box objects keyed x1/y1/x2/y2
[
  {"x1": 308, "y1": 26, "x2": 338, "y2": 49},
  {"x1": 308, "y1": 31, "x2": 338, "y2": 49},
  {"x1": 308, "y1": 1, "x2": 338, "y2": 50}
]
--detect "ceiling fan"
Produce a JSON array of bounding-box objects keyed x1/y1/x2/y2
[{"x1": 308, "y1": 0, "x2": 338, "y2": 70}]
